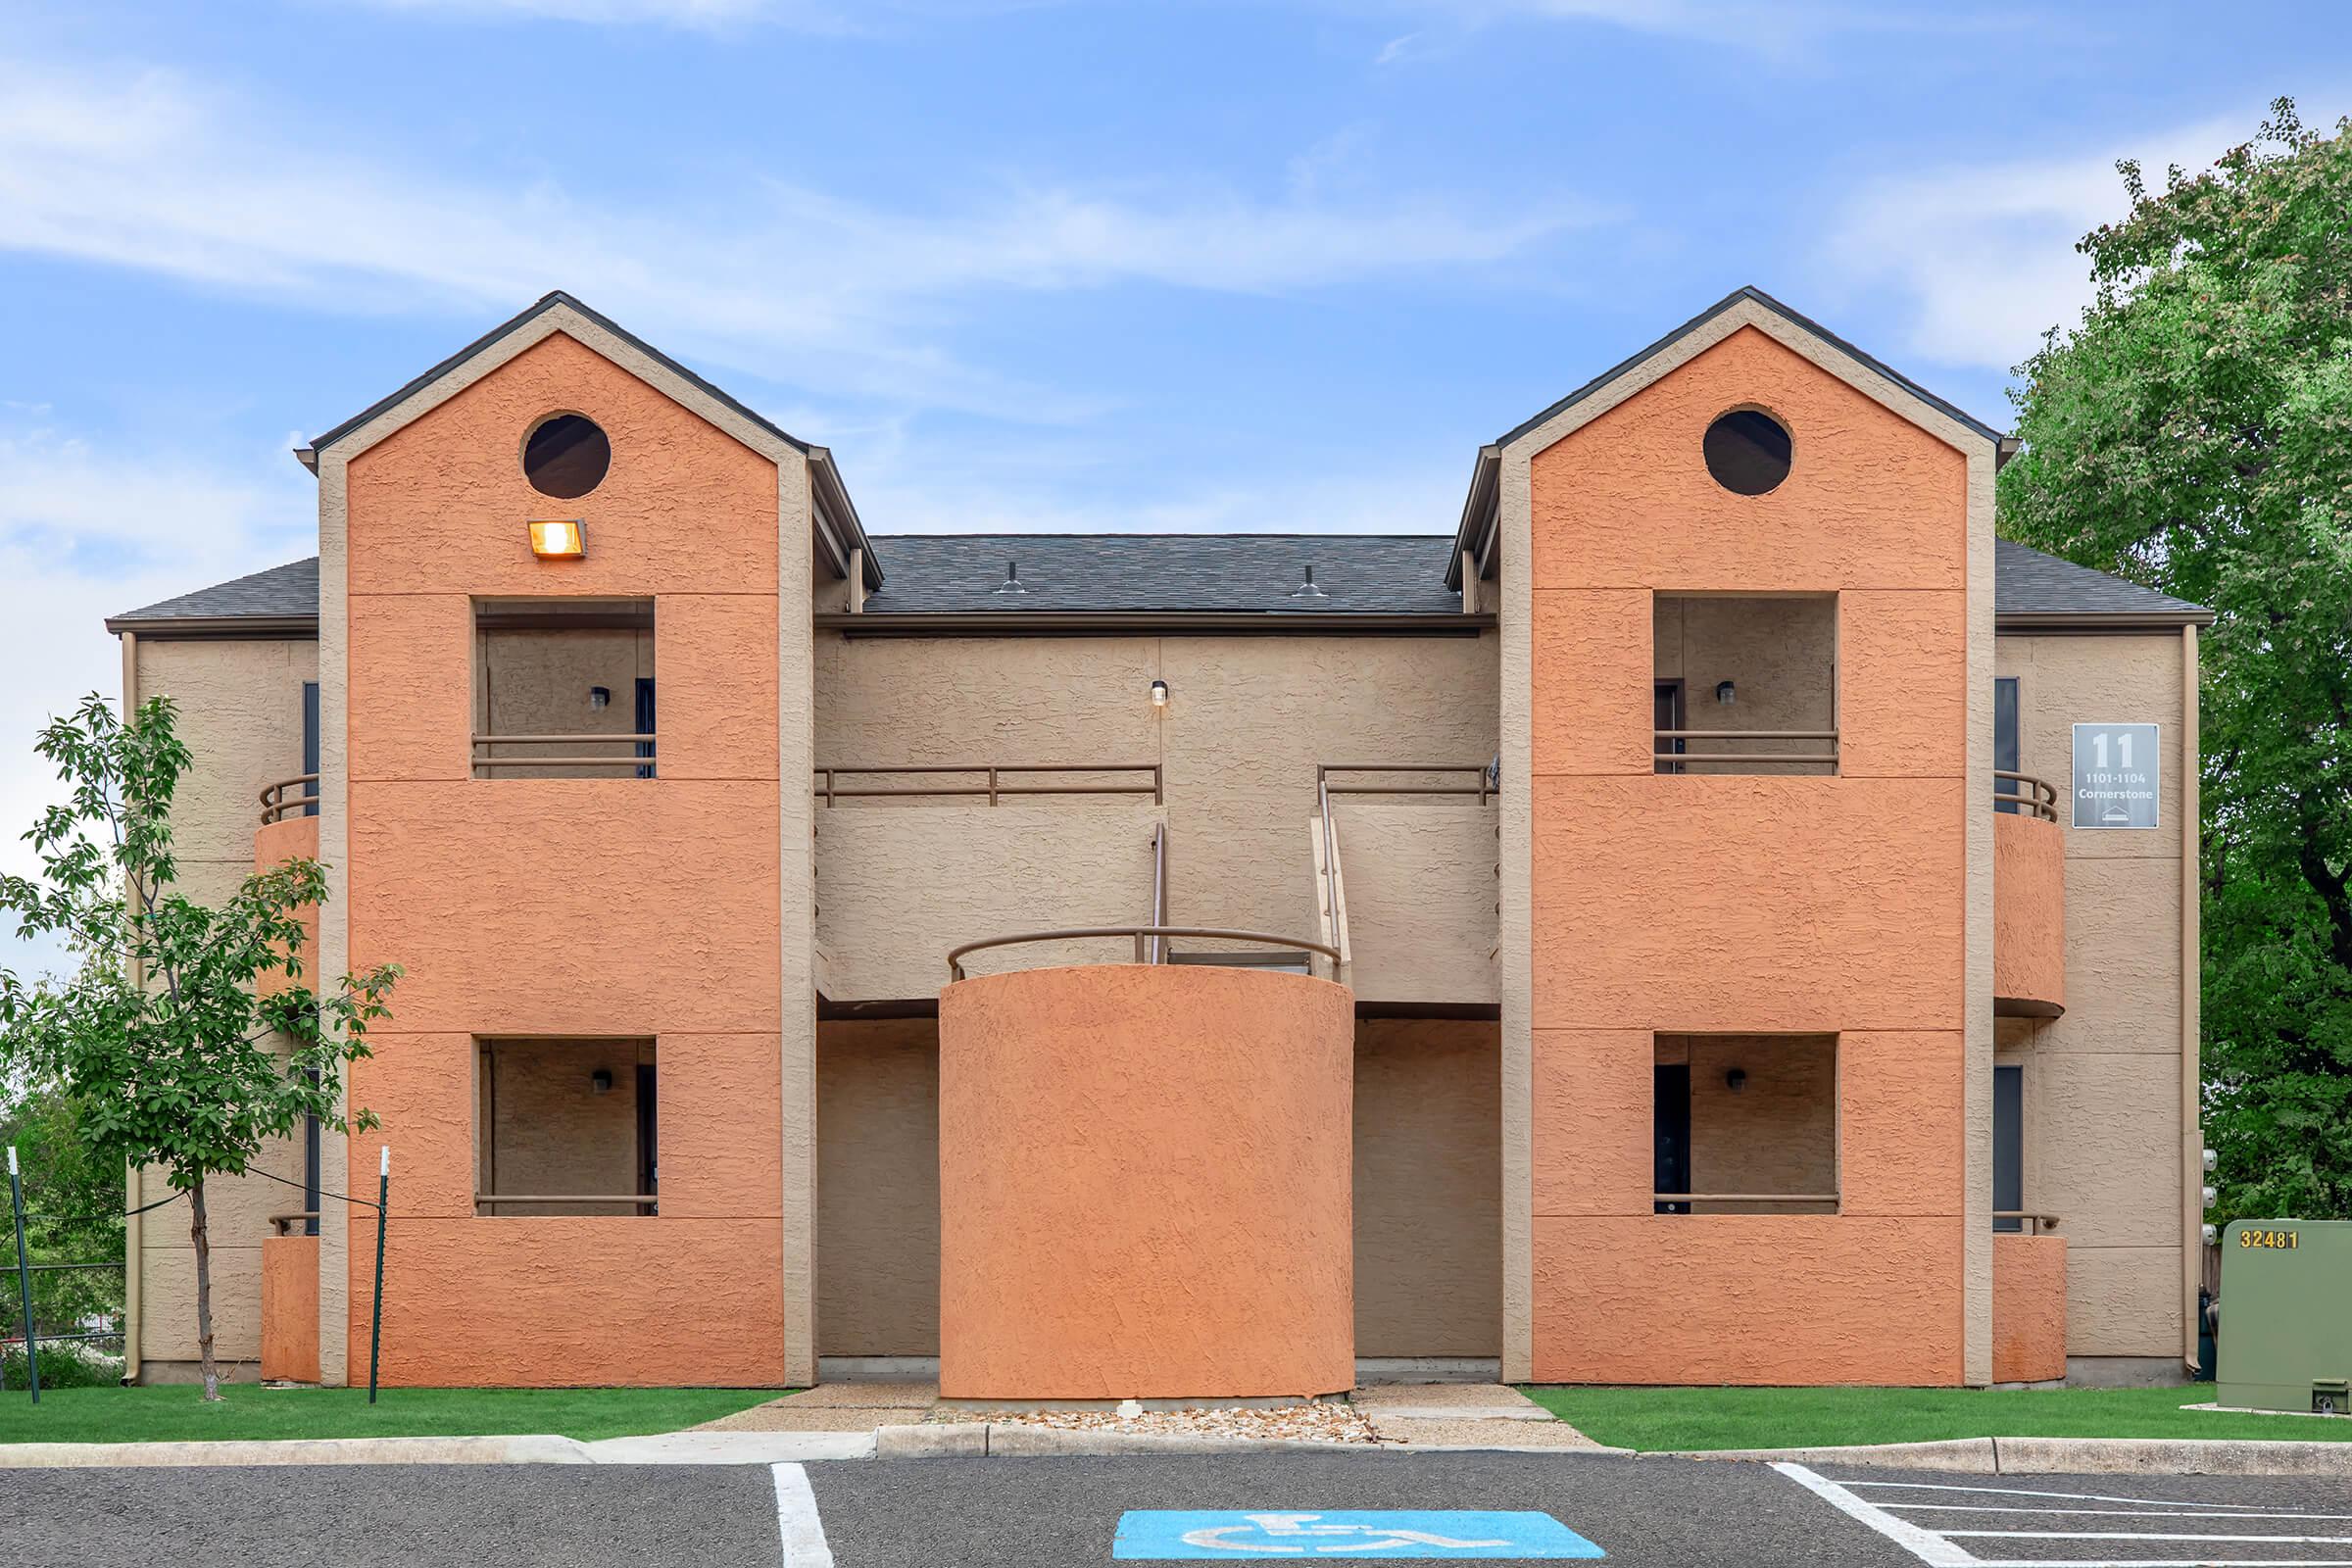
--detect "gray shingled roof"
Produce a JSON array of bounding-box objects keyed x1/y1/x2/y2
[
  {"x1": 1994, "y1": 539, "x2": 2211, "y2": 622},
  {"x1": 108, "y1": 558, "x2": 319, "y2": 628},
  {"x1": 860, "y1": 534, "x2": 1464, "y2": 614},
  {"x1": 106, "y1": 536, "x2": 2213, "y2": 629}
]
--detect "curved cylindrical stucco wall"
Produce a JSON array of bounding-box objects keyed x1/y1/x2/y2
[
  {"x1": 939, "y1": 963, "x2": 1355, "y2": 1400},
  {"x1": 1992, "y1": 1233, "x2": 2069, "y2": 1383},
  {"x1": 254, "y1": 815, "x2": 320, "y2": 1002},
  {"x1": 1993, "y1": 811, "x2": 2067, "y2": 1017}
]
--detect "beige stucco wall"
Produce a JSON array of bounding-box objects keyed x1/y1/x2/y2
[
  {"x1": 814, "y1": 804, "x2": 1165, "y2": 1000},
  {"x1": 817, "y1": 1018, "x2": 942, "y2": 1357},
  {"x1": 129, "y1": 635, "x2": 318, "y2": 1375},
  {"x1": 1330, "y1": 804, "x2": 1498, "y2": 1004},
  {"x1": 1994, "y1": 630, "x2": 2191, "y2": 1359},
  {"x1": 1659, "y1": 1033, "x2": 1838, "y2": 1215},
  {"x1": 1653, "y1": 594, "x2": 1838, "y2": 773},
  {"x1": 475, "y1": 1039, "x2": 651, "y2": 1217},
  {"x1": 473, "y1": 625, "x2": 654, "y2": 776},
  {"x1": 814, "y1": 631, "x2": 1498, "y2": 1000},
  {"x1": 1354, "y1": 1018, "x2": 1500, "y2": 1356}
]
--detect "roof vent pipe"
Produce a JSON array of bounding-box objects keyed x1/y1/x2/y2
[
  {"x1": 1290, "y1": 564, "x2": 1327, "y2": 600},
  {"x1": 994, "y1": 560, "x2": 1026, "y2": 595}
]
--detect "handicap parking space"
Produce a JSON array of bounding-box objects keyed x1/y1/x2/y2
[
  {"x1": 803, "y1": 1450, "x2": 1949, "y2": 1567},
  {"x1": 1789, "y1": 1465, "x2": 2352, "y2": 1567}
]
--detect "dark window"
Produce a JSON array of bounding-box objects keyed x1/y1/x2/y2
[
  {"x1": 301, "y1": 681, "x2": 320, "y2": 819},
  {"x1": 635, "y1": 677, "x2": 656, "y2": 781},
  {"x1": 522, "y1": 414, "x2": 612, "y2": 500},
  {"x1": 1702, "y1": 409, "x2": 1792, "y2": 496},
  {"x1": 1993, "y1": 1063, "x2": 2024, "y2": 1233},
  {"x1": 1653, "y1": 1063, "x2": 1691, "y2": 1214},
  {"x1": 1994, "y1": 676, "x2": 2021, "y2": 813},
  {"x1": 1653, "y1": 681, "x2": 1686, "y2": 775}
]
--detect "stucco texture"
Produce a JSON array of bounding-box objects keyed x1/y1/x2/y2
[
  {"x1": 817, "y1": 1018, "x2": 942, "y2": 1357},
  {"x1": 1993, "y1": 811, "x2": 2066, "y2": 1014},
  {"x1": 1994, "y1": 631, "x2": 2190, "y2": 1358},
  {"x1": 938, "y1": 964, "x2": 1355, "y2": 1399},
  {"x1": 340, "y1": 331, "x2": 787, "y2": 1387},
  {"x1": 1525, "y1": 325, "x2": 1973, "y2": 1386},
  {"x1": 1992, "y1": 1233, "x2": 2069, "y2": 1384},
  {"x1": 813, "y1": 631, "x2": 1498, "y2": 1004}
]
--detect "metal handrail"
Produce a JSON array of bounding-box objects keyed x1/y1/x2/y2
[
  {"x1": 258, "y1": 773, "x2": 319, "y2": 825},
  {"x1": 1147, "y1": 822, "x2": 1168, "y2": 964},
  {"x1": 474, "y1": 1194, "x2": 658, "y2": 1210},
  {"x1": 471, "y1": 733, "x2": 656, "y2": 777},
  {"x1": 815, "y1": 763, "x2": 1162, "y2": 807},
  {"x1": 1318, "y1": 763, "x2": 1495, "y2": 804},
  {"x1": 1993, "y1": 770, "x2": 2060, "y2": 823},
  {"x1": 267, "y1": 1210, "x2": 319, "y2": 1237},
  {"x1": 1653, "y1": 729, "x2": 1840, "y2": 769},
  {"x1": 948, "y1": 926, "x2": 1339, "y2": 981},
  {"x1": 1652, "y1": 1193, "x2": 1841, "y2": 1204},
  {"x1": 1995, "y1": 1209, "x2": 2063, "y2": 1232}
]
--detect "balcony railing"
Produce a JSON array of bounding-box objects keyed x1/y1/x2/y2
[
  {"x1": 948, "y1": 926, "x2": 1338, "y2": 982},
  {"x1": 472, "y1": 733, "x2": 656, "y2": 779},
  {"x1": 1654, "y1": 730, "x2": 1840, "y2": 773},
  {"x1": 1313, "y1": 764, "x2": 1496, "y2": 973},
  {"x1": 815, "y1": 763, "x2": 1161, "y2": 807},
  {"x1": 259, "y1": 773, "x2": 319, "y2": 825},
  {"x1": 1993, "y1": 769, "x2": 2059, "y2": 823}
]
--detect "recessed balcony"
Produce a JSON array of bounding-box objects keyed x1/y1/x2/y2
[{"x1": 1993, "y1": 771, "x2": 2066, "y2": 1018}]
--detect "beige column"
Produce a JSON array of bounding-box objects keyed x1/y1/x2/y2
[
  {"x1": 2180, "y1": 623, "x2": 2202, "y2": 1369},
  {"x1": 779, "y1": 453, "x2": 820, "y2": 1385},
  {"x1": 318, "y1": 454, "x2": 353, "y2": 1386}
]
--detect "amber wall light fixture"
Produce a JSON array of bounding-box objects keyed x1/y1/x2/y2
[{"x1": 527, "y1": 519, "x2": 586, "y2": 559}]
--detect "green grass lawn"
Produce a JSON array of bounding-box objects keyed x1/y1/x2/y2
[
  {"x1": 0, "y1": 1385, "x2": 788, "y2": 1445},
  {"x1": 1519, "y1": 1385, "x2": 2352, "y2": 1452}
]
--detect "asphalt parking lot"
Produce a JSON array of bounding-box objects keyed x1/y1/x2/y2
[{"x1": 9, "y1": 1453, "x2": 2351, "y2": 1567}]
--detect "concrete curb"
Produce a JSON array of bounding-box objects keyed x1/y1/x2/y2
[
  {"x1": 1671, "y1": 1435, "x2": 2352, "y2": 1477},
  {"x1": 0, "y1": 1435, "x2": 594, "y2": 1469}
]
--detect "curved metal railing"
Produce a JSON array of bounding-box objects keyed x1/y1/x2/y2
[
  {"x1": 258, "y1": 774, "x2": 319, "y2": 825},
  {"x1": 948, "y1": 926, "x2": 1340, "y2": 981},
  {"x1": 1993, "y1": 770, "x2": 2060, "y2": 823}
]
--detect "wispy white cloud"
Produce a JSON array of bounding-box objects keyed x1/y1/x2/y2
[
  {"x1": 0, "y1": 53, "x2": 1596, "y2": 419},
  {"x1": 0, "y1": 417, "x2": 317, "y2": 982},
  {"x1": 1825, "y1": 110, "x2": 2298, "y2": 371}
]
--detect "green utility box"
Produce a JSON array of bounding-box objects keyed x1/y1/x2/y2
[{"x1": 2217, "y1": 1219, "x2": 2352, "y2": 1414}]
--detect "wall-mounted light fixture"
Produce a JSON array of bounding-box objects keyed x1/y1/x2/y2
[
  {"x1": 1724, "y1": 1067, "x2": 1747, "y2": 1094},
  {"x1": 528, "y1": 519, "x2": 586, "y2": 559},
  {"x1": 1715, "y1": 679, "x2": 1737, "y2": 707},
  {"x1": 590, "y1": 1068, "x2": 613, "y2": 1095},
  {"x1": 1150, "y1": 679, "x2": 1170, "y2": 708},
  {"x1": 588, "y1": 686, "x2": 612, "y2": 711}
]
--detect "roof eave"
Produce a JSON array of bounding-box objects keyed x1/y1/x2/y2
[
  {"x1": 1445, "y1": 445, "x2": 1500, "y2": 592},
  {"x1": 105, "y1": 614, "x2": 320, "y2": 640},
  {"x1": 819, "y1": 610, "x2": 1496, "y2": 638},
  {"x1": 1996, "y1": 610, "x2": 2215, "y2": 632}
]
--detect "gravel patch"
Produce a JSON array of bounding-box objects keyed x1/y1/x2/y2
[{"x1": 941, "y1": 1401, "x2": 1386, "y2": 1445}]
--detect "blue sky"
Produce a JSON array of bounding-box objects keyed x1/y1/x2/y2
[{"x1": 0, "y1": 0, "x2": 2342, "y2": 975}]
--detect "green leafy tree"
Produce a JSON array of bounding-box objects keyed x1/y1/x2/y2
[
  {"x1": 0, "y1": 695, "x2": 399, "y2": 1399},
  {"x1": 0, "y1": 1082, "x2": 126, "y2": 1336},
  {"x1": 1999, "y1": 100, "x2": 2352, "y2": 1222}
]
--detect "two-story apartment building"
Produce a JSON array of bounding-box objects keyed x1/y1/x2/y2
[{"x1": 105, "y1": 287, "x2": 2209, "y2": 1395}]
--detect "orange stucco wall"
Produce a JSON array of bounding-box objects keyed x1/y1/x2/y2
[
  {"x1": 1992, "y1": 811, "x2": 2067, "y2": 1015},
  {"x1": 341, "y1": 331, "x2": 786, "y2": 1386},
  {"x1": 1992, "y1": 1233, "x2": 2068, "y2": 1383},
  {"x1": 1527, "y1": 325, "x2": 1973, "y2": 1385},
  {"x1": 254, "y1": 815, "x2": 319, "y2": 1000},
  {"x1": 261, "y1": 1235, "x2": 320, "y2": 1383},
  {"x1": 938, "y1": 964, "x2": 1355, "y2": 1400}
]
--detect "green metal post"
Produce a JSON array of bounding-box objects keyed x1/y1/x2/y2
[
  {"x1": 368, "y1": 1146, "x2": 387, "y2": 1404},
  {"x1": 8, "y1": 1148, "x2": 38, "y2": 1404}
]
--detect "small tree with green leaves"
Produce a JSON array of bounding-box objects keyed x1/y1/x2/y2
[{"x1": 0, "y1": 694, "x2": 399, "y2": 1399}]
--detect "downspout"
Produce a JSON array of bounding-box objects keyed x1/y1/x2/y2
[{"x1": 119, "y1": 630, "x2": 142, "y2": 1386}]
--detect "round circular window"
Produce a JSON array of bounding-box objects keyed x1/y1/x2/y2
[
  {"x1": 522, "y1": 414, "x2": 612, "y2": 500},
  {"x1": 1702, "y1": 409, "x2": 1792, "y2": 496}
]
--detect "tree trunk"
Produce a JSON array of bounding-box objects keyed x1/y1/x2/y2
[{"x1": 187, "y1": 1175, "x2": 220, "y2": 1402}]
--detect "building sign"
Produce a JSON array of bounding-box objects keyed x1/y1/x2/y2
[{"x1": 2072, "y1": 722, "x2": 2160, "y2": 830}]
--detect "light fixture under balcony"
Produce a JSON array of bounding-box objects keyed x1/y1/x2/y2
[
  {"x1": 528, "y1": 518, "x2": 587, "y2": 559},
  {"x1": 1715, "y1": 679, "x2": 1737, "y2": 707}
]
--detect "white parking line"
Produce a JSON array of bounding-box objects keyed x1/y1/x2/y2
[
  {"x1": 773, "y1": 1461, "x2": 837, "y2": 1568},
  {"x1": 1776, "y1": 1463, "x2": 2352, "y2": 1567}
]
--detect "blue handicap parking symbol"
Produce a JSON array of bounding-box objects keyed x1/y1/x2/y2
[{"x1": 1113, "y1": 1509, "x2": 1604, "y2": 1559}]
